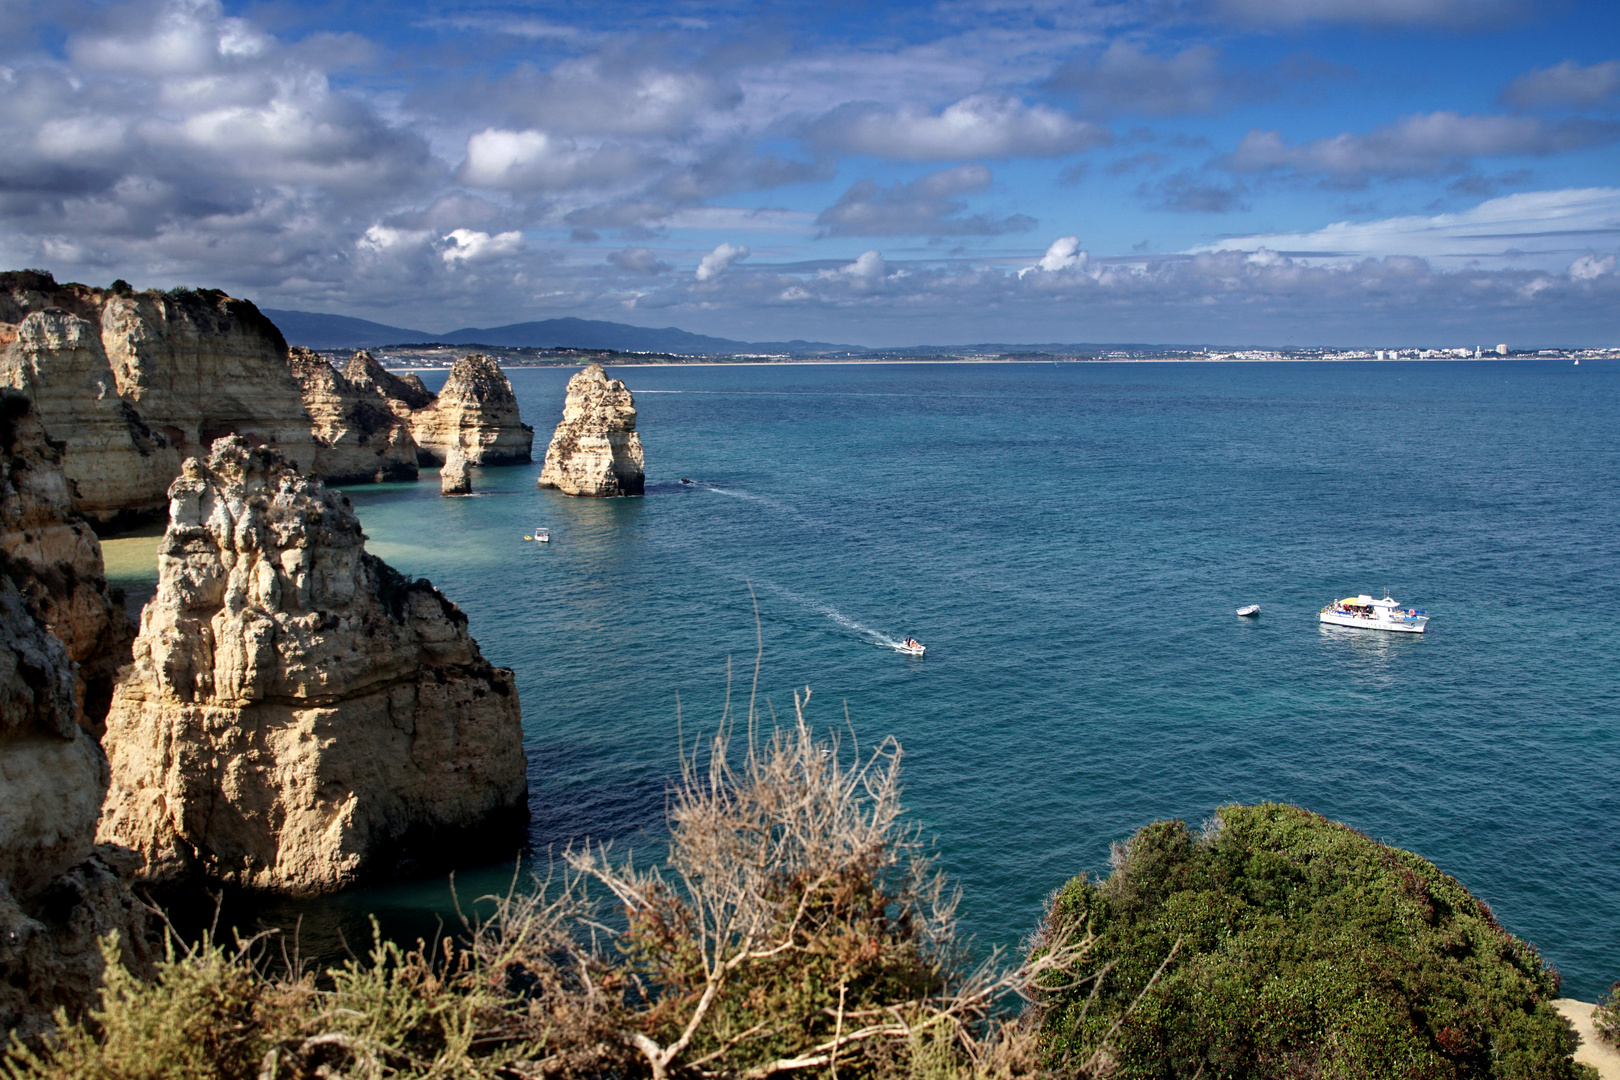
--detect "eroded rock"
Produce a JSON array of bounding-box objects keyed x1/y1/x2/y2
[
  {"x1": 537, "y1": 363, "x2": 645, "y2": 497},
  {"x1": 97, "y1": 437, "x2": 528, "y2": 894},
  {"x1": 440, "y1": 447, "x2": 472, "y2": 495},
  {"x1": 286, "y1": 347, "x2": 419, "y2": 484},
  {"x1": 0, "y1": 390, "x2": 148, "y2": 1042},
  {"x1": 410, "y1": 354, "x2": 533, "y2": 466}
]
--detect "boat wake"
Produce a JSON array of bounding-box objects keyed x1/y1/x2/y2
[{"x1": 747, "y1": 579, "x2": 905, "y2": 650}]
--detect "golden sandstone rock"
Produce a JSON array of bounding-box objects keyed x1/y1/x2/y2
[
  {"x1": 97, "y1": 437, "x2": 528, "y2": 895},
  {"x1": 538, "y1": 363, "x2": 645, "y2": 496}
]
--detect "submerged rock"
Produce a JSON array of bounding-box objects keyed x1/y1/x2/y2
[
  {"x1": 0, "y1": 271, "x2": 317, "y2": 525},
  {"x1": 410, "y1": 354, "x2": 533, "y2": 466},
  {"x1": 440, "y1": 446, "x2": 472, "y2": 495},
  {"x1": 97, "y1": 437, "x2": 529, "y2": 895},
  {"x1": 0, "y1": 392, "x2": 148, "y2": 1042},
  {"x1": 537, "y1": 363, "x2": 645, "y2": 497},
  {"x1": 286, "y1": 347, "x2": 419, "y2": 484}
]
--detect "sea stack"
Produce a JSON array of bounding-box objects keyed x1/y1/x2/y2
[
  {"x1": 409, "y1": 354, "x2": 533, "y2": 466},
  {"x1": 96, "y1": 437, "x2": 528, "y2": 895},
  {"x1": 0, "y1": 391, "x2": 149, "y2": 1041},
  {"x1": 537, "y1": 363, "x2": 645, "y2": 497},
  {"x1": 0, "y1": 271, "x2": 317, "y2": 525},
  {"x1": 440, "y1": 446, "x2": 472, "y2": 495},
  {"x1": 285, "y1": 347, "x2": 419, "y2": 484}
]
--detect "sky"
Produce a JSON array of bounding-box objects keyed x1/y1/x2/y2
[{"x1": 2, "y1": 0, "x2": 1618, "y2": 346}]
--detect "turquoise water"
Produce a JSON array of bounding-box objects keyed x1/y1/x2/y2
[{"x1": 126, "y1": 360, "x2": 1620, "y2": 998}]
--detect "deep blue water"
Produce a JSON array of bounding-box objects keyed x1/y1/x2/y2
[{"x1": 119, "y1": 360, "x2": 1620, "y2": 998}]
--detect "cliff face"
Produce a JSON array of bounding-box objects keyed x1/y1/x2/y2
[
  {"x1": 0, "y1": 271, "x2": 317, "y2": 524},
  {"x1": 409, "y1": 354, "x2": 533, "y2": 466},
  {"x1": 0, "y1": 392, "x2": 135, "y2": 730},
  {"x1": 97, "y1": 437, "x2": 529, "y2": 895},
  {"x1": 0, "y1": 391, "x2": 148, "y2": 1041},
  {"x1": 286, "y1": 348, "x2": 419, "y2": 484},
  {"x1": 537, "y1": 363, "x2": 645, "y2": 497},
  {"x1": 342, "y1": 350, "x2": 435, "y2": 412}
]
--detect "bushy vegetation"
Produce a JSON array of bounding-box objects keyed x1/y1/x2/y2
[
  {"x1": 7, "y1": 688, "x2": 1092, "y2": 1080},
  {"x1": 1032, "y1": 803, "x2": 1591, "y2": 1080},
  {"x1": 1594, "y1": 982, "x2": 1619, "y2": 1047}
]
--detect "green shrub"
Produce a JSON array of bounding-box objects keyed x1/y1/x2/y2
[
  {"x1": 1032, "y1": 803, "x2": 1591, "y2": 1080},
  {"x1": 1594, "y1": 982, "x2": 1620, "y2": 1047}
]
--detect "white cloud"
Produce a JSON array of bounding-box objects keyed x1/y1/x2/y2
[
  {"x1": 459, "y1": 128, "x2": 643, "y2": 191},
  {"x1": 1501, "y1": 60, "x2": 1620, "y2": 110},
  {"x1": 1020, "y1": 236, "x2": 1087, "y2": 276},
  {"x1": 809, "y1": 95, "x2": 1110, "y2": 161},
  {"x1": 442, "y1": 228, "x2": 524, "y2": 265},
  {"x1": 1184, "y1": 187, "x2": 1620, "y2": 272},
  {"x1": 695, "y1": 242, "x2": 749, "y2": 281},
  {"x1": 1569, "y1": 254, "x2": 1615, "y2": 280}
]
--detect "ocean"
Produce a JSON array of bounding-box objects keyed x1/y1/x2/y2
[{"x1": 103, "y1": 359, "x2": 1620, "y2": 999}]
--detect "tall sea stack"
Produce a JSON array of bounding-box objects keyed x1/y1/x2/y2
[
  {"x1": 97, "y1": 437, "x2": 529, "y2": 895},
  {"x1": 537, "y1": 363, "x2": 645, "y2": 496},
  {"x1": 409, "y1": 354, "x2": 533, "y2": 466}
]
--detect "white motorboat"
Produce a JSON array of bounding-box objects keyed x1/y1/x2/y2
[
  {"x1": 1236, "y1": 604, "x2": 1261, "y2": 617},
  {"x1": 895, "y1": 638, "x2": 926, "y2": 656},
  {"x1": 1320, "y1": 593, "x2": 1428, "y2": 633},
  {"x1": 524, "y1": 528, "x2": 550, "y2": 543}
]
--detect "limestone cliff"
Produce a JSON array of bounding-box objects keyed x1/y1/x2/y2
[
  {"x1": 0, "y1": 391, "x2": 135, "y2": 730},
  {"x1": 97, "y1": 437, "x2": 528, "y2": 895},
  {"x1": 0, "y1": 271, "x2": 317, "y2": 524},
  {"x1": 409, "y1": 354, "x2": 533, "y2": 466},
  {"x1": 537, "y1": 363, "x2": 645, "y2": 497},
  {"x1": 0, "y1": 392, "x2": 148, "y2": 1041},
  {"x1": 440, "y1": 447, "x2": 472, "y2": 495},
  {"x1": 286, "y1": 348, "x2": 419, "y2": 484}
]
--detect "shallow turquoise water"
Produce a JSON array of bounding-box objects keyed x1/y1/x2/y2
[{"x1": 126, "y1": 360, "x2": 1620, "y2": 998}]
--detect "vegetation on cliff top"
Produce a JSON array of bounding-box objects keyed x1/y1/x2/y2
[{"x1": 1033, "y1": 802, "x2": 1589, "y2": 1080}]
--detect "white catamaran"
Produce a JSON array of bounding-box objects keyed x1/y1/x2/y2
[{"x1": 1320, "y1": 593, "x2": 1429, "y2": 633}]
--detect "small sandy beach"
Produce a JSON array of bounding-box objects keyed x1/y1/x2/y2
[{"x1": 1557, "y1": 1000, "x2": 1619, "y2": 1079}]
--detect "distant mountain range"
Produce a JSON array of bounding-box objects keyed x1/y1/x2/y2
[{"x1": 261, "y1": 309, "x2": 862, "y2": 355}]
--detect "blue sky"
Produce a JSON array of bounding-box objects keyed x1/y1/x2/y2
[{"x1": 2, "y1": 0, "x2": 1617, "y2": 345}]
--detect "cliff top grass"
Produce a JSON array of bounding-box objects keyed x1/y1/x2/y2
[{"x1": 1034, "y1": 802, "x2": 1591, "y2": 1080}]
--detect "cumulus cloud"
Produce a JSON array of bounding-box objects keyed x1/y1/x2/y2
[
  {"x1": 1569, "y1": 253, "x2": 1615, "y2": 280},
  {"x1": 459, "y1": 128, "x2": 645, "y2": 191},
  {"x1": 1224, "y1": 112, "x2": 1620, "y2": 179},
  {"x1": 442, "y1": 228, "x2": 524, "y2": 264},
  {"x1": 808, "y1": 95, "x2": 1109, "y2": 161},
  {"x1": 1500, "y1": 60, "x2": 1620, "y2": 110},
  {"x1": 609, "y1": 245, "x2": 671, "y2": 274},
  {"x1": 1019, "y1": 236, "x2": 1088, "y2": 277},
  {"x1": 696, "y1": 242, "x2": 749, "y2": 281},
  {"x1": 816, "y1": 165, "x2": 1036, "y2": 237}
]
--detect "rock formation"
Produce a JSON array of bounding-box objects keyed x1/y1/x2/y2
[
  {"x1": 537, "y1": 363, "x2": 645, "y2": 496},
  {"x1": 0, "y1": 391, "x2": 148, "y2": 1041},
  {"x1": 409, "y1": 354, "x2": 533, "y2": 466},
  {"x1": 0, "y1": 391, "x2": 135, "y2": 730},
  {"x1": 0, "y1": 271, "x2": 317, "y2": 524},
  {"x1": 342, "y1": 350, "x2": 435, "y2": 412},
  {"x1": 286, "y1": 347, "x2": 419, "y2": 484},
  {"x1": 440, "y1": 447, "x2": 472, "y2": 495},
  {"x1": 97, "y1": 437, "x2": 528, "y2": 895}
]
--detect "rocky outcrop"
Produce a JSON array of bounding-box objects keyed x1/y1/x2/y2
[
  {"x1": 537, "y1": 363, "x2": 645, "y2": 497},
  {"x1": 440, "y1": 447, "x2": 471, "y2": 495},
  {"x1": 409, "y1": 354, "x2": 533, "y2": 466},
  {"x1": 342, "y1": 350, "x2": 435, "y2": 412},
  {"x1": 97, "y1": 437, "x2": 528, "y2": 895},
  {"x1": 286, "y1": 348, "x2": 419, "y2": 484},
  {"x1": 0, "y1": 391, "x2": 135, "y2": 731},
  {"x1": 0, "y1": 271, "x2": 317, "y2": 524},
  {"x1": 0, "y1": 392, "x2": 148, "y2": 1042}
]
